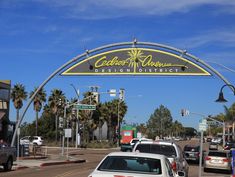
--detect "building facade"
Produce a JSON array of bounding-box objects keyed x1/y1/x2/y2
[{"x1": 0, "y1": 80, "x2": 11, "y2": 141}]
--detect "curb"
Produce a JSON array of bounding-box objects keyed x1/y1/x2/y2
[
  {"x1": 40, "y1": 159, "x2": 86, "y2": 167},
  {"x1": 13, "y1": 166, "x2": 29, "y2": 171}
]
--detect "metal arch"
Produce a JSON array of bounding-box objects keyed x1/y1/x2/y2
[{"x1": 10, "y1": 41, "x2": 235, "y2": 146}]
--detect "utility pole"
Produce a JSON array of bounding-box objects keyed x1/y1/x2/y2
[{"x1": 117, "y1": 88, "x2": 125, "y2": 147}]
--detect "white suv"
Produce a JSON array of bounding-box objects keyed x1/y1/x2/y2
[
  {"x1": 32, "y1": 136, "x2": 43, "y2": 146},
  {"x1": 133, "y1": 140, "x2": 189, "y2": 177},
  {"x1": 20, "y1": 136, "x2": 44, "y2": 146}
]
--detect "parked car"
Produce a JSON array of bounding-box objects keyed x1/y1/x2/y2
[
  {"x1": 209, "y1": 142, "x2": 218, "y2": 150},
  {"x1": 133, "y1": 140, "x2": 189, "y2": 177},
  {"x1": 20, "y1": 136, "x2": 30, "y2": 145},
  {"x1": 121, "y1": 138, "x2": 152, "y2": 152},
  {"x1": 88, "y1": 152, "x2": 185, "y2": 177},
  {"x1": 20, "y1": 136, "x2": 44, "y2": 146},
  {"x1": 204, "y1": 150, "x2": 232, "y2": 173},
  {"x1": 224, "y1": 141, "x2": 235, "y2": 150},
  {"x1": 0, "y1": 143, "x2": 16, "y2": 171},
  {"x1": 211, "y1": 137, "x2": 222, "y2": 144},
  {"x1": 206, "y1": 137, "x2": 212, "y2": 142},
  {"x1": 183, "y1": 145, "x2": 205, "y2": 163}
]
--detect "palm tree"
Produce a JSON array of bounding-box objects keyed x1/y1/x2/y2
[
  {"x1": 11, "y1": 83, "x2": 27, "y2": 125},
  {"x1": 48, "y1": 89, "x2": 66, "y2": 143},
  {"x1": 224, "y1": 103, "x2": 235, "y2": 121},
  {"x1": 79, "y1": 91, "x2": 98, "y2": 143},
  {"x1": 30, "y1": 87, "x2": 47, "y2": 136},
  {"x1": 100, "y1": 99, "x2": 127, "y2": 142}
]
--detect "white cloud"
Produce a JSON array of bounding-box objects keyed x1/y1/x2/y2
[
  {"x1": 173, "y1": 29, "x2": 235, "y2": 49},
  {"x1": 3, "y1": 0, "x2": 235, "y2": 19}
]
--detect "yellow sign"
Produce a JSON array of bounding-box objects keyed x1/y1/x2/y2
[{"x1": 62, "y1": 48, "x2": 211, "y2": 76}]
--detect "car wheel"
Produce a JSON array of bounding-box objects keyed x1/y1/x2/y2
[
  {"x1": 204, "y1": 168, "x2": 208, "y2": 172},
  {"x1": 3, "y1": 157, "x2": 13, "y2": 171}
]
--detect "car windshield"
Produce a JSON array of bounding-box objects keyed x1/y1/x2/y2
[
  {"x1": 131, "y1": 139, "x2": 139, "y2": 144},
  {"x1": 208, "y1": 152, "x2": 227, "y2": 157},
  {"x1": 98, "y1": 156, "x2": 162, "y2": 175},
  {"x1": 135, "y1": 144, "x2": 177, "y2": 157},
  {"x1": 184, "y1": 146, "x2": 199, "y2": 151}
]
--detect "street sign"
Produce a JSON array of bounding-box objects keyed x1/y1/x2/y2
[
  {"x1": 64, "y1": 128, "x2": 72, "y2": 138},
  {"x1": 207, "y1": 121, "x2": 218, "y2": 126},
  {"x1": 199, "y1": 123, "x2": 207, "y2": 131},
  {"x1": 75, "y1": 104, "x2": 96, "y2": 110},
  {"x1": 109, "y1": 89, "x2": 116, "y2": 97}
]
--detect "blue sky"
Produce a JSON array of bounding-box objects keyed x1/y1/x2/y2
[{"x1": 1, "y1": 0, "x2": 235, "y2": 130}]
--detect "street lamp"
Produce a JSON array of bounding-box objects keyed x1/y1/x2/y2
[{"x1": 215, "y1": 84, "x2": 235, "y2": 103}]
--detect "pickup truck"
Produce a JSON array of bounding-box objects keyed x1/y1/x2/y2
[{"x1": 0, "y1": 143, "x2": 16, "y2": 171}]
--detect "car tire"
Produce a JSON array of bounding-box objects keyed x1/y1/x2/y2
[
  {"x1": 3, "y1": 157, "x2": 13, "y2": 171},
  {"x1": 33, "y1": 142, "x2": 38, "y2": 146},
  {"x1": 203, "y1": 168, "x2": 208, "y2": 172}
]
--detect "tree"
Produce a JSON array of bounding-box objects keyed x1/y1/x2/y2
[
  {"x1": 184, "y1": 127, "x2": 197, "y2": 137},
  {"x1": 98, "y1": 99, "x2": 127, "y2": 142},
  {"x1": 171, "y1": 120, "x2": 184, "y2": 137},
  {"x1": 30, "y1": 87, "x2": 47, "y2": 136},
  {"x1": 224, "y1": 103, "x2": 235, "y2": 121},
  {"x1": 11, "y1": 83, "x2": 27, "y2": 124},
  {"x1": 48, "y1": 89, "x2": 66, "y2": 142},
  {"x1": 146, "y1": 105, "x2": 173, "y2": 139},
  {"x1": 136, "y1": 123, "x2": 147, "y2": 137}
]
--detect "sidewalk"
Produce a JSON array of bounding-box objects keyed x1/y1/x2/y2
[{"x1": 13, "y1": 154, "x2": 86, "y2": 170}]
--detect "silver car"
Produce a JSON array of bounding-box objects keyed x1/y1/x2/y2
[
  {"x1": 204, "y1": 150, "x2": 232, "y2": 172},
  {"x1": 133, "y1": 140, "x2": 189, "y2": 177}
]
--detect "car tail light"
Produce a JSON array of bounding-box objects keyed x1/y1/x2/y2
[
  {"x1": 171, "y1": 161, "x2": 177, "y2": 171},
  {"x1": 223, "y1": 158, "x2": 230, "y2": 162},
  {"x1": 224, "y1": 146, "x2": 229, "y2": 150},
  {"x1": 197, "y1": 152, "x2": 200, "y2": 157},
  {"x1": 205, "y1": 156, "x2": 211, "y2": 161}
]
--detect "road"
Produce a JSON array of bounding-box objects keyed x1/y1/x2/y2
[{"x1": 0, "y1": 140, "x2": 232, "y2": 177}]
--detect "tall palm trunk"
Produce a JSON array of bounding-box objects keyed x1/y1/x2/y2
[
  {"x1": 16, "y1": 109, "x2": 20, "y2": 125},
  {"x1": 55, "y1": 113, "x2": 58, "y2": 143},
  {"x1": 107, "y1": 118, "x2": 113, "y2": 141},
  {"x1": 99, "y1": 122, "x2": 102, "y2": 140},
  {"x1": 16, "y1": 109, "x2": 20, "y2": 158},
  {"x1": 35, "y1": 111, "x2": 38, "y2": 136}
]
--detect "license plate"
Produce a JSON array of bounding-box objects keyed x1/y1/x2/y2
[
  {"x1": 211, "y1": 159, "x2": 221, "y2": 163},
  {"x1": 189, "y1": 153, "x2": 194, "y2": 157}
]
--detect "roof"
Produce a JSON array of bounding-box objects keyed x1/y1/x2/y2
[
  {"x1": 135, "y1": 140, "x2": 176, "y2": 146},
  {"x1": 107, "y1": 152, "x2": 166, "y2": 160}
]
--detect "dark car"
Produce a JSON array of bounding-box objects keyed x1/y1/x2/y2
[
  {"x1": 183, "y1": 145, "x2": 205, "y2": 163},
  {"x1": 224, "y1": 141, "x2": 235, "y2": 150},
  {"x1": 206, "y1": 137, "x2": 212, "y2": 142}
]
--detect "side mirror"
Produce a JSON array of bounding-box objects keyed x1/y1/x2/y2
[{"x1": 176, "y1": 171, "x2": 185, "y2": 177}]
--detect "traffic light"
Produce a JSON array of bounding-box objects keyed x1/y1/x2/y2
[
  {"x1": 181, "y1": 109, "x2": 189, "y2": 116},
  {"x1": 59, "y1": 117, "x2": 64, "y2": 128},
  {"x1": 119, "y1": 89, "x2": 125, "y2": 101},
  {"x1": 67, "y1": 120, "x2": 71, "y2": 128}
]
